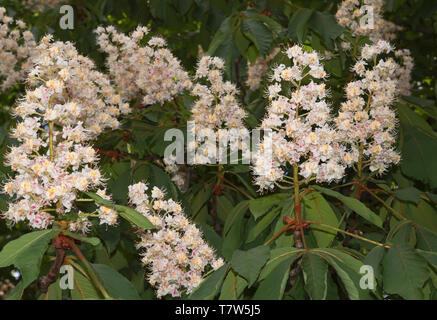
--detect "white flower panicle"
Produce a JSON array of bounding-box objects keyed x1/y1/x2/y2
[
  {"x1": 189, "y1": 56, "x2": 249, "y2": 164},
  {"x1": 335, "y1": 40, "x2": 401, "y2": 174},
  {"x1": 246, "y1": 47, "x2": 280, "y2": 91},
  {"x1": 26, "y1": 36, "x2": 131, "y2": 137},
  {"x1": 0, "y1": 7, "x2": 37, "y2": 91},
  {"x1": 2, "y1": 36, "x2": 126, "y2": 230},
  {"x1": 252, "y1": 45, "x2": 348, "y2": 191},
  {"x1": 95, "y1": 25, "x2": 192, "y2": 106},
  {"x1": 336, "y1": 1, "x2": 414, "y2": 95},
  {"x1": 336, "y1": 0, "x2": 402, "y2": 41},
  {"x1": 128, "y1": 182, "x2": 224, "y2": 298}
]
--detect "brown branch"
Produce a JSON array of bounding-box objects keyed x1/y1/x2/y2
[
  {"x1": 38, "y1": 248, "x2": 66, "y2": 293},
  {"x1": 37, "y1": 233, "x2": 74, "y2": 293}
]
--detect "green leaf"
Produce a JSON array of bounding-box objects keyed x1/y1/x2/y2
[
  {"x1": 188, "y1": 264, "x2": 228, "y2": 300},
  {"x1": 312, "y1": 186, "x2": 383, "y2": 228},
  {"x1": 364, "y1": 246, "x2": 385, "y2": 281},
  {"x1": 0, "y1": 229, "x2": 55, "y2": 288},
  {"x1": 302, "y1": 252, "x2": 328, "y2": 299},
  {"x1": 383, "y1": 244, "x2": 429, "y2": 299},
  {"x1": 176, "y1": 0, "x2": 193, "y2": 15},
  {"x1": 395, "y1": 187, "x2": 421, "y2": 204},
  {"x1": 398, "y1": 103, "x2": 437, "y2": 188},
  {"x1": 234, "y1": 28, "x2": 251, "y2": 56},
  {"x1": 248, "y1": 193, "x2": 288, "y2": 220},
  {"x1": 288, "y1": 8, "x2": 314, "y2": 43},
  {"x1": 243, "y1": 11, "x2": 283, "y2": 35},
  {"x1": 402, "y1": 95, "x2": 437, "y2": 119},
  {"x1": 302, "y1": 192, "x2": 338, "y2": 247},
  {"x1": 247, "y1": 207, "x2": 282, "y2": 242},
  {"x1": 86, "y1": 192, "x2": 155, "y2": 230},
  {"x1": 230, "y1": 245, "x2": 270, "y2": 287},
  {"x1": 259, "y1": 247, "x2": 302, "y2": 281},
  {"x1": 417, "y1": 249, "x2": 437, "y2": 267},
  {"x1": 253, "y1": 258, "x2": 293, "y2": 299},
  {"x1": 308, "y1": 11, "x2": 344, "y2": 49},
  {"x1": 70, "y1": 269, "x2": 102, "y2": 300},
  {"x1": 246, "y1": 44, "x2": 260, "y2": 64},
  {"x1": 85, "y1": 192, "x2": 113, "y2": 207},
  {"x1": 219, "y1": 271, "x2": 248, "y2": 300},
  {"x1": 42, "y1": 279, "x2": 62, "y2": 300},
  {"x1": 53, "y1": 229, "x2": 100, "y2": 246},
  {"x1": 415, "y1": 224, "x2": 437, "y2": 251},
  {"x1": 241, "y1": 18, "x2": 273, "y2": 56},
  {"x1": 394, "y1": 199, "x2": 437, "y2": 234},
  {"x1": 114, "y1": 205, "x2": 156, "y2": 230},
  {"x1": 207, "y1": 17, "x2": 233, "y2": 56},
  {"x1": 91, "y1": 264, "x2": 140, "y2": 300},
  {"x1": 318, "y1": 249, "x2": 373, "y2": 300},
  {"x1": 223, "y1": 200, "x2": 249, "y2": 235}
]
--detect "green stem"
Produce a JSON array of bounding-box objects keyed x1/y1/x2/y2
[
  {"x1": 363, "y1": 186, "x2": 406, "y2": 221},
  {"x1": 68, "y1": 239, "x2": 112, "y2": 300},
  {"x1": 49, "y1": 121, "x2": 54, "y2": 162},
  {"x1": 311, "y1": 222, "x2": 390, "y2": 248},
  {"x1": 222, "y1": 177, "x2": 254, "y2": 200}
]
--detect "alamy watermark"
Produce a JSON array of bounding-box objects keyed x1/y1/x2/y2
[
  {"x1": 59, "y1": 5, "x2": 74, "y2": 30},
  {"x1": 359, "y1": 265, "x2": 375, "y2": 290},
  {"x1": 59, "y1": 265, "x2": 74, "y2": 290}
]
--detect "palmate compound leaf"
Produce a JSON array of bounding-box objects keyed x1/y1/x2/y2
[
  {"x1": 0, "y1": 229, "x2": 56, "y2": 290},
  {"x1": 383, "y1": 243, "x2": 430, "y2": 299},
  {"x1": 230, "y1": 245, "x2": 270, "y2": 287},
  {"x1": 312, "y1": 186, "x2": 383, "y2": 228},
  {"x1": 85, "y1": 192, "x2": 155, "y2": 230}
]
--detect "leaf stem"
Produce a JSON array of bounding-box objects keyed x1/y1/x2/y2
[
  {"x1": 49, "y1": 121, "x2": 54, "y2": 162},
  {"x1": 66, "y1": 238, "x2": 112, "y2": 300},
  {"x1": 361, "y1": 185, "x2": 406, "y2": 221},
  {"x1": 310, "y1": 221, "x2": 390, "y2": 248},
  {"x1": 222, "y1": 177, "x2": 254, "y2": 200}
]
